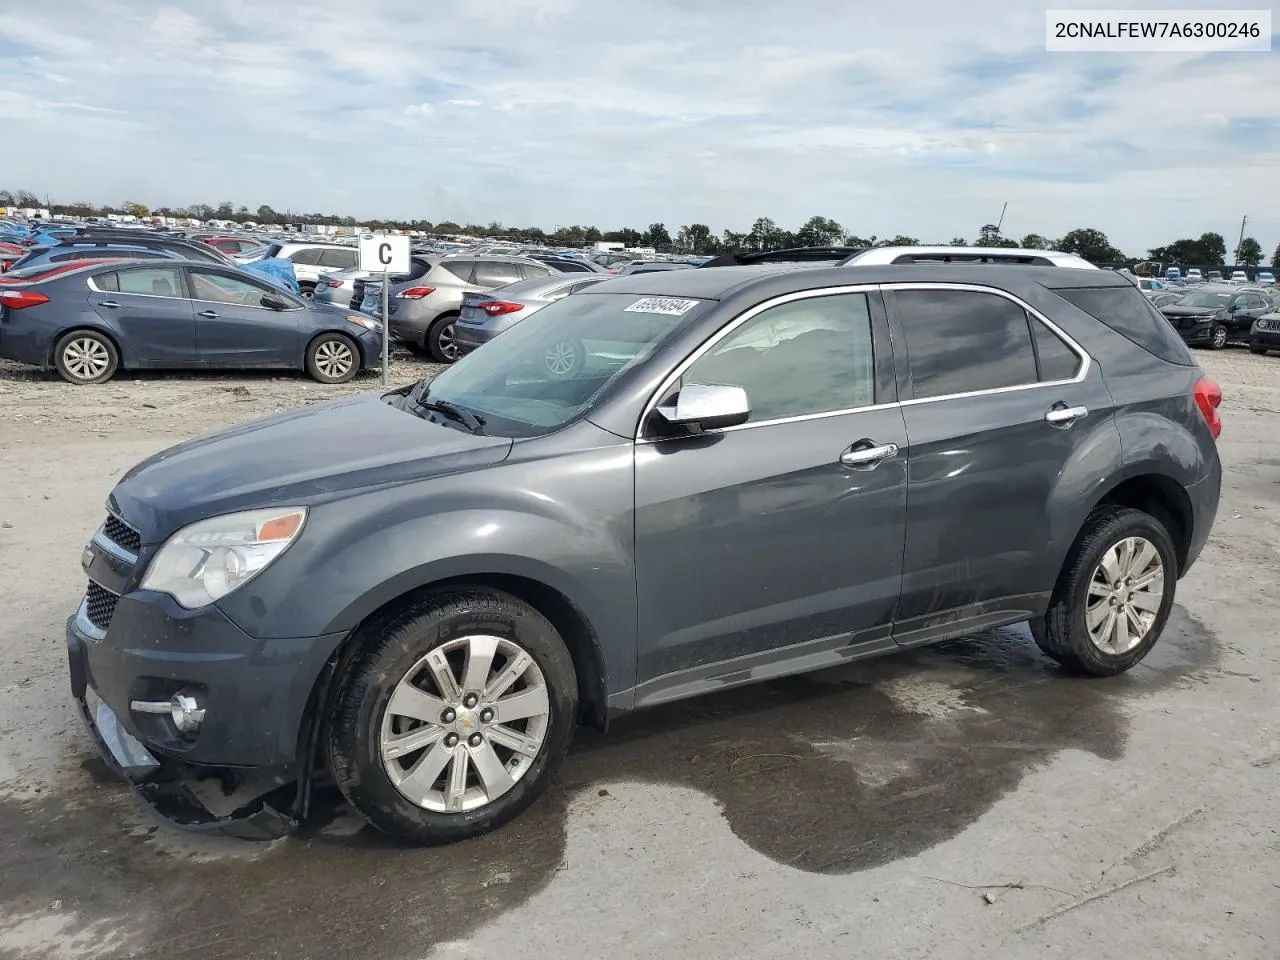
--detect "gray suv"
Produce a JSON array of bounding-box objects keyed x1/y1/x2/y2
[{"x1": 67, "y1": 259, "x2": 1222, "y2": 844}]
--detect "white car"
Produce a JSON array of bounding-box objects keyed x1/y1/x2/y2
[
  {"x1": 1231, "y1": 270, "x2": 1249, "y2": 284},
  {"x1": 239, "y1": 241, "x2": 360, "y2": 295},
  {"x1": 1186, "y1": 268, "x2": 1203, "y2": 282},
  {"x1": 1257, "y1": 270, "x2": 1275, "y2": 285}
]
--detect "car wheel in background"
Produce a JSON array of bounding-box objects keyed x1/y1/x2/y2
[
  {"x1": 427, "y1": 315, "x2": 460, "y2": 363},
  {"x1": 305, "y1": 333, "x2": 359, "y2": 384},
  {"x1": 327, "y1": 589, "x2": 578, "y2": 844},
  {"x1": 1032, "y1": 505, "x2": 1177, "y2": 677},
  {"x1": 53, "y1": 330, "x2": 119, "y2": 385},
  {"x1": 1209, "y1": 325, "x2": 1228, "y2": 349},
  {"x1": 543, "y1": 337, "x2": 584, "y2": 378},
  {"x1": 299, "y1": 283, "x2": 316, "y2": 299},
  {"x1": 1249, "y1": 344, "x2": 1268, "y2": 355}
]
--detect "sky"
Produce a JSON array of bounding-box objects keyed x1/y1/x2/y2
[{"x1": 1, "y1": 0, "x2": 1278, "y2": 255}]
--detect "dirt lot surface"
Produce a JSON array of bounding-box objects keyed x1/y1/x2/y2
[{"x1": 0, "y1": 351, "x2": 1277, "y2": 960}]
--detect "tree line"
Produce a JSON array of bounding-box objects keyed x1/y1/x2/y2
[{"x1": 4, "y1": 188, "x2": 1277, "y2": 268}]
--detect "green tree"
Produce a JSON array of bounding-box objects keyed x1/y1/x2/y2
[
  {"x1": 676, "y1": 223, "x2": 715, "y2": 254},
  {"x1": 722, "y1": 229, "x2": 749, "y2": 250},
  {"x1": 125, "y1": 201, "x2": 149, "y2": 218},
  {"x1": 744, "y1": 217, "x2": 792, "y2": 251},
  {"x1": 583, "y1": 226, "x2": 602, "y2": 243},
  {"x1": 1271, "y1": 243, "x2": 1280, "y2": 269},
  {"x1": 605, "y1": 227, "x2": 643, "y2": 247},
  {"x1": 793, "y1": 215, "x2": 845, "y2": 247},
  {"x1": 1236, "y1": 236, "x2": 1262, "y2": 266},
  {"x1": 949, "y1": 236, "x2": 967, "y2": 246},
  {"x1": 1197, "y1": 232, "x2": 1226, "y2": 266},
  {"x1": 215, "y1": 201, "x2": 234, "y2": 219},
  {"x1": 878, "y1": 234, "x2": 920, "y2": 246},
  {"x1": 1055, "y1": 227, "x2": 1124, "y2": 263},
  {"x1": 975, "y1": 224, "x2": 1018, "y2": 248},
  {"x1": 643, "y1": 222, "x2": 672, "y2": 250},
  {"x1": 256, "y1": 204, "x2": 277, "y2": 223},
  {"x1": 1020, "y1": 233, "x2": 1050, "y2": 249},
  {"x1": 844, "y1": 234, "x2": 875, "y2": 247}
]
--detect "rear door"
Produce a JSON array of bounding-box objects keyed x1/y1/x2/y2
[
  {"x1": 885, "y1": 284, "x2": 1115, "y2": 644},
  {"x1": 89, "y1": 266, "x2": 196, "y2": 364},
  {"x1": 188, "y1": 268, "x2": 302, "y2": 366}
]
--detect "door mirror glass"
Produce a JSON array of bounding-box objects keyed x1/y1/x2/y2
[
  {"x1": 657, "y1": 383, "x2": 750, "y2": 432},
  {"x1": 261, "y1": 293, "x2": 290, "y2": 310}
]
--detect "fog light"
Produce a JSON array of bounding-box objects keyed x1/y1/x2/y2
[{"x1": 169, "y1": 693, "x2": 206, "y2": 733}]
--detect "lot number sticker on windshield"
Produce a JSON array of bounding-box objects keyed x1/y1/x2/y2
[{"x1": 624, "y1": 297, "x2": 700, "y2": 316}]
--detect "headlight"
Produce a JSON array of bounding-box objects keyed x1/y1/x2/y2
[
  {"x1": 347, "y1": 315, "x2": 382, "y2": 332},
  {"x1": 140, "y1": 507, "x2": 307, "y2": 609}
]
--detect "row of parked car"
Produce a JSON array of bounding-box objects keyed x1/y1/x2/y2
[{"x1": 1130, "y1": 271, "x2": 1280, "y2": 353}]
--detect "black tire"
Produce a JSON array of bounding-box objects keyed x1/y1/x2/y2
[
  {"x1": 426, "y1": 314, "x2": 460, "y2": 363},
  {"x1": 327, "y1": 589, "x2": 578, "y2": 845},
  {"x1": 1032, "y1": 505, "x2": 1177, "y2": 677},
  {"x1": 305, "y1": 332, "x2": 360, "y2": 384},
  {"x1": 543, "y1": 337, "x2": 585, "y2": 379},
  {"x1": 1209, "y1": 325, "x2": 1228, "y2": 350},
  {"x1": 53, "y1": 329, "x2": 119, "y2": 384},
  {"x1": 299, "y1": 282, "x2": 317, "y2": 299},
  {"x1": 1249, "y1": 344, "x2": 1268, "y2": 355}
]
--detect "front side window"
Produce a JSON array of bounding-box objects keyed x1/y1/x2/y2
[
  {"x1": 190, "y1": 271, "x2": 272, "y2": 306},
  {"x1": 115, "y1": 267, "x2": 185, "y2": 299},
  {"x1": 895, "y1": 289, "x2": 1038, "y2": 399},
  {"x1": 419, "y1": 292, "x2": 703, "y2": 437},
  {"x1": 682, "y1": 293, "x2": 875, "y2": 423}
]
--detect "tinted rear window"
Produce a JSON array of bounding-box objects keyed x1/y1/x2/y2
[{"x1": 1052, "y1": 287, "x2": 1194, "y2": 366}]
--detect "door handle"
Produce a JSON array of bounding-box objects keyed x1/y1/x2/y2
[
  {"x1": 97, "y1": 300, "x2": 121, "y2": 308},
  {"x1": 840, "y1": 442, "x2": 899, "y2": 467},
  {"x1": 198, "y1": 310, "x2": 219, "y2": 318},
  {"x1": 1045, "y1": 404, "x2": 1089, "y2": 425}
]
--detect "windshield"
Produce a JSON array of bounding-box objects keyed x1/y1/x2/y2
[
  {"x1": 417, "y1": 292, "x2": 705, "y2": 437},
  {"x1": 1176, "y1": 291, "x2": 1233, "y2": 308}
]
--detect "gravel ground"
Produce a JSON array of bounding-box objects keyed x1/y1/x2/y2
[{"x1": 0, "y1": 349, "x2": 1276, "y2": 960}]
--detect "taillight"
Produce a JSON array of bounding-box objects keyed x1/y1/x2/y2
[
  {"x1": 0, "y1": 289, "x2": 50, "y2": 310},
  {"x1": 1193, "y1": 376, "x2": 1222, "y2": 439},
  {"x1": 324, "y1": 279, "x2": 344, "y2": 288},
  {"x1": 480, "y1": 301, "x2": 524, "y2": 316},
  {"x1": 396, "y1": 286, "x2": 436, "y2": 300}
]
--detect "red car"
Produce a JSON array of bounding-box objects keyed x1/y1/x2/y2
[{"x1": 201, "y1": 235, "x2": 266, "y2": 257}]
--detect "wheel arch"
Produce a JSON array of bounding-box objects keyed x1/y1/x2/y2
[
  {"x1": 48, "y1": 325, "x2": 128, "y2": 370},
  {"x1": 302, "y1": 328, "x2": 361, "y2": 371},
  {"x1": 1084, "y1": 471, "x2": 1195, "y2": 576}
]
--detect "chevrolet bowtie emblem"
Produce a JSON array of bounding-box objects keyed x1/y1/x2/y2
[{"x1": 80, "y1": 544, "x2": 96, "y2": 573}]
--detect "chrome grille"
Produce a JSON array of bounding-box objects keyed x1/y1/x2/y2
[
  {"x1": 103, "y1": 513, "x2": 141, "y2": 553},
  {"x1": 85, "y1": 581, "x2": 119, "y2": 631}
]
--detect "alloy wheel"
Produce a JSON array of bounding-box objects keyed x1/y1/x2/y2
[
  {"x1": 1085, "y1": 536, "x2": 1164, "y2": 655},
  {"x1": 379, "y1": 635, "x2": 550, "y2": 813},
  {"x1": 1212, "y1": 326, "x2": 1228, "y2": 348},
  {"x1": 544, "y1": 341, "x2": 577, "y2": 376},
  {"x1": 63, "y1": 338, "x2": 110, "y2": 381},
  {"x1": 314, "y1": 340, "x2": 353, "y2": 379},
  {"x1": 438, "y1": 322, "x2": 458, "y2": 361}
]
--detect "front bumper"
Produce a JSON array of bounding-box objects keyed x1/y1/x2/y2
[
  {"x1": 66, "y1": 621, "x2": 303, "y2": 840},
  {"x1": 1172, "y1": 319, "x2": 1217, "y2": 345},
  {"x1": 1249, "y1": 322, "x2": 1280, "y2": 349}
]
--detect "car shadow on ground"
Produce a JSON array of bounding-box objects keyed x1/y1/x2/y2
[{"x1": 0, "y1": 609, "x2": 1216, "y2": 959}]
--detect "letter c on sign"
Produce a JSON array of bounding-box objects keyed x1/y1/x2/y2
[{"x1": 378, "y1": 242, "x2": 392, "y2": 265}]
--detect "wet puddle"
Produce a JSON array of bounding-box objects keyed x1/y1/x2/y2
[{"x1": 0, "y1": 609, "x2": 1215, "y2": 958}]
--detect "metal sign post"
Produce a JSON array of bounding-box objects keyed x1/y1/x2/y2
[{"x1": 381, "y1": 267, "x2": 390, "y2": 386}]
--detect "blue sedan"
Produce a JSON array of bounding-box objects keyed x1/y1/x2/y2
[{"x1": 0, "y1": 258, "x2": 383, "y2": 384}]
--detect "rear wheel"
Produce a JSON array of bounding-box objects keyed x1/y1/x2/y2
[
  {"x1": 1209, "y1": 324, "x2": 1228, "y2": 349},
  {"x1": 327, "y1": 590, "x2": 578, "y2": 844},
  {"x1": 544, "y1": 337, "x2": 585, "y2": 378},
  {"x1": 305, "y1": 333, "x2": 359, "y2": 383},
  {"x1": 53, "y1": 330, "x2": 118, "y2": 384},
  {"x1": 299, "y1": 282, "x2": 317, "y2": 299},
  {"x1": 1032, "y1": 506, "x2": 1177, "y2": 676},
  {"x1": 427, "y1": 314, "x2": 460, "y2": 363}
]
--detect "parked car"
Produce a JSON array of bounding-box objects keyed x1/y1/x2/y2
[
  {"x1": 521, "y1": 254, "x2": 606, "y2": 274},
  {"x1": 366, "y1": 254, "x2": 554, "y2": 362},
  {"x1": 1150, "y1": 292, "x2": 1183, "y2": 308},
  {"x1": 315, "y1": 255, "x2": 436, "y2": 309},
  {"x1": 1230, "y1": 270, "x2": 1249, "y2": 284},
  {"x1": 68, "y1": 256, "x2": 1221, "y2": 844},
  {"x1": 244, "y1": 242, "x2": 361, "y2": 296},
  {"x1": 610, "y1": 261, "x2": 696, "y2": 276},
  {"x1": 1185, "y1": 269, "x2": 1203, "y2": 283},
  {"x1": 1160, "y1": 285, "x2": 1274, "y2": 348},
  {"x1": 1206, "y1": 271, "x2": 1223, "y2": 282},
  {"x1": 0, "y1": 259, "x2": 381, "y2": 384},
  {"x1": 453, "y1": 273, "x2": 610, "y2": 358},
  {"x1": 1249, "y1": 307, "x2": 1280, "y2": 355},
  {"x1": 203, "y1": 235, "x2": 267, "y2": 257},
  {"x1": 1256, "y1": 270, "x2": 1275, "y2": 285}
]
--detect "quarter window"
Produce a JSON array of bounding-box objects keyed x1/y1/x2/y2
[
  {"x1": 682, "y1": 292, "x2": 875, "y2": 423},
  {"x1": 441, "y1": 261, "x2": 475, "y2": 281},
  {"x1": 895, "y1": 290, "x2": 1039, "y2": 399},
  {"x1": 1030, "y1": 319, "x2": 1082, "y2": 381}
]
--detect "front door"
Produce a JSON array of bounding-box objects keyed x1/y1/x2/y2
[
  {"x1": 632, "y1": 288, "x2": 907, "y2": 705},
  {"x1": 885, "y1": 285, "x2": 1118, "y2": 644},
  {"x1": 188, "y1": 269, "x2": 301, "y2": 366},
  {"x1": 89, "y1": 265, "x2": 196, "y2": 364}
]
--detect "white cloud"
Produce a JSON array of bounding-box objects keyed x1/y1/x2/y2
[{"x1": 0, "y1": 0, "x2": 1277, "y2": 254}]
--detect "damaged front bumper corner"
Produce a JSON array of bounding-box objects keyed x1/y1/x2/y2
[{"x1": 68, "y1": 624, "x2": 300, "y2": 842}]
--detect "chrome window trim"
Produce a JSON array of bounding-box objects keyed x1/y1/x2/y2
[{"x1": 633, "y1": 281, "x2": 1093, "y2": 442}]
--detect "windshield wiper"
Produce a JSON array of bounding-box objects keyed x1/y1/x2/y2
[{"x1": 415, "y1": 398, "x2": 486, "y2": 433}]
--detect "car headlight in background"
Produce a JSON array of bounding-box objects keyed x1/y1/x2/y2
[
  {"x1": 140, "y1": 507, "x2": 307, "y2": 608},
  {"x1": 347, "y1": 315, "x2": 382, "y2": 332}
]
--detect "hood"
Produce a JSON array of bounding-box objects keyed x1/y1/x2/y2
[
  {"x1": 1161, "y1": 304, "x2": 1225, "y2": 318},
  {"x1": 110, "y1": 395, "x2": 512, "y2": 542}
]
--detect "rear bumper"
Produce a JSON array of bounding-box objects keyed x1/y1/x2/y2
[
  {"x1": 453, "y1": 324, "x2": 499, "y2": 356},
  {"x1": 0, "y1": 312, "x2": 55, "y2": 366},
  {"x1": 1182, "y1": 464, "x2": 1221, "y2": 576}
]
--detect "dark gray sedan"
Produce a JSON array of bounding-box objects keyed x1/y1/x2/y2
[{"x1": 453, "y1": 273, "x2": 610, "y2": 359}]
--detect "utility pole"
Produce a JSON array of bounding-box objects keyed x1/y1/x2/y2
[
  {"x1": 996, "y1": 202, "x2": 1008, "y2": 232},
  {"x1": 1235, "y1": 214, "x2": 1248, "y2": 265}
]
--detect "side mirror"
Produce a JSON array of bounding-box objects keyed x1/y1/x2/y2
[
  {"x1": 261, "y1": 293, "x2": 290, "y2": 310},
  {"x1": 657, "y1": 383, "x2": 750, "y2": 432}
]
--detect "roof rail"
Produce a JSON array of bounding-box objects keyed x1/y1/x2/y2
[
  {"x1": 838, "y1": 246, "x2": 1097, "y2": 269},
  {"x1": 699, "y1": 245, "x2": 867, "y2": 268}
]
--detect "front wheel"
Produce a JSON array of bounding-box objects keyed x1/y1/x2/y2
[
  {"x1": 1249, "y1": 344, "x2": 1268, "y2": 355},
  {"x1": 1032, "y1": 505, "x2": 1177, "y2": 676},
  {"x1": 327, "y1": 590, "x2": 578, "y2": 844},
  {"x1": 1209, "y1": 324, "x2": 1228, "y2": 349},
  {"x1": 306, "y1": 333, "x2": 359, "y2": 383}
]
